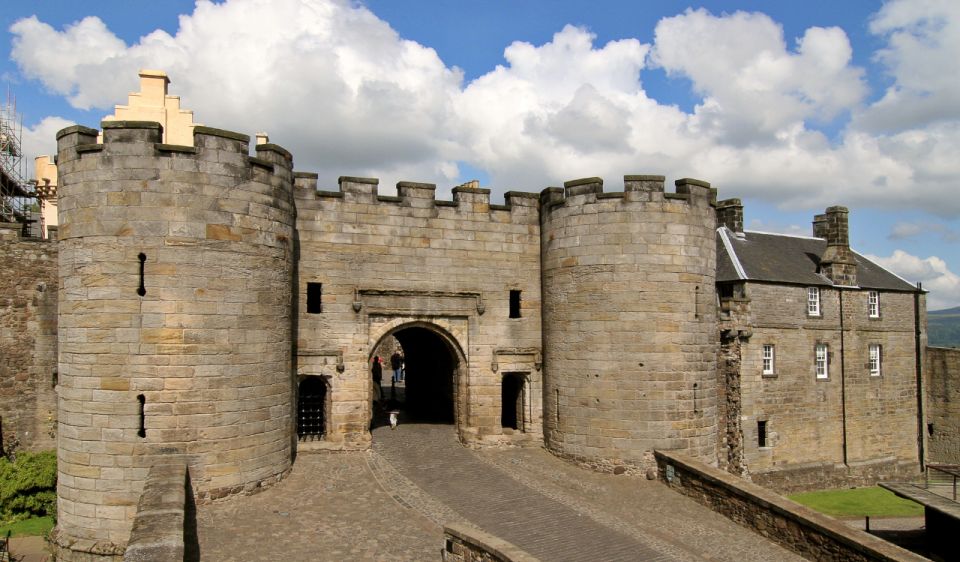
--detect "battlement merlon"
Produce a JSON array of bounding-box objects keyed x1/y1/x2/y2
[
  {"x1": 55, "y1": 125, "x2": 102, "y2": 166},
  {"x1": 56, "y1": 122, "x2": 295, "y2": 189},
  {"x1": 540, "y1": 175, "x2": 718, "y2": 211},
  {"x1": 294, "y1": 175, "x2": 537, "y2": 214}
]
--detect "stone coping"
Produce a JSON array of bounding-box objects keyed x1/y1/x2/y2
[
  {"x1": 102, "y1": 120, "x2": 163, "y2": 131},
  {"x1": 123, "y1": 462, "x2": 187, "y2": 562},
  {"x1": 676, "y1": 177, "x2": 711, "y2": 188},
  {"x1": 56, "y1": 125, "x2": 99, "y2": 140},
  {"x1": 443, "y1": 523, "x2": 540, "y2": 562},
  {"x1": 255, "y1": 142, "x2": 293, "y2": 161},
  {"x1": 192, "y1": 126, "x2": 250, "y2": 143},
  {"x1": 880, "y1": 482, "x2": 960, "y2": 520}
]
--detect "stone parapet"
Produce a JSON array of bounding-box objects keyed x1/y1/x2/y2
[
  {"x1": 655, "y1": 450, "x2": 927, "y2": 562},
  {"x1": 122, "y1": 462, "x2": 189, "y2": 562},
  {"x1": 442, "y1": 524, "x2": 540, "y2": 562},
  {"x1": 292, "y1": 173, "x2": 540, "y2": 218}
]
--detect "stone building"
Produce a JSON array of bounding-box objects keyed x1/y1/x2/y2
[
  {"x1": 715, "y1": 201, "x2": 925, "y2": 492},
  {"x1": 0, "y1": 72, "x2": 942, "y2": 560}
]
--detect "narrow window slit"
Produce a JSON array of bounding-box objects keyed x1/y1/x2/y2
[
  {"x1": 306, "y1": 282, "x2": 322, "y2": 314},
  {"x1": 758, "y1": 420, "x2": 767, "y2": 447},
  {"x1": 509, "y1": 290, "x2": 521, "y2": 318},
  {"x1": 137, "y1": 253, "x2": 147, "y2": 296},
  {"x1": 137, "y1": 394, "x2": 146, "y2": 438}
]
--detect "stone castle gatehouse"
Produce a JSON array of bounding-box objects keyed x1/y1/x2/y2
[{"x1": 3, "y1": 72, "x2": 925, "y2": 560}]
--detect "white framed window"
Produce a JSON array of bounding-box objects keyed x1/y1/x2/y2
[
  {"x1": 815, "y1": 343, "x2": 829, "y2": 379},
  {"x1": 868, "y1": 291, "x2": 880, "y2": 318},
  {"x1": 808, "y1": 287, "x2": 821, "y2": 316},
  {"x1": 869, "y1": 344, "x2": 882, "y2": 376},
  {"x1": 762, "y1": 344, "x2": 775, "y2": 375}
]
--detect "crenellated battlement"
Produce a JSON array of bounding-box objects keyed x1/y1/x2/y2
[
  {"x1": 540, "y1": 175, "x2": 717, "y2": 215},
  {"x1": 292, "y1": 173, "x2": 539, "y2": 219},
  {"x1": 57, "y1": 122, "x2": 295, "y2": 190}
]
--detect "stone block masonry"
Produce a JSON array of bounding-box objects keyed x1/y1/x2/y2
[
  {"x1": 0, "y1": 222, "x2": 58, "y2": 453},
  {"x1": 926, "y1": 347, "x2": 960, "y2": 464},
  {"x1": 53, "y1": 122, "x2": 296, "y2": 560},
  {"x1": 294, "y1": 175, "x2": 544, "y2": 447},
  {"x1": 541, "y1": 176, "x2": 719, "y2": 473}
]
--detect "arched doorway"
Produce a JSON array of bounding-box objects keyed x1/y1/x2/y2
[
  {"x1": 372, "y1": 323, "x2": 463, "y2": 425},
  {"x1": 297, "y1": 376, "x2": 327, "y2": 441}
]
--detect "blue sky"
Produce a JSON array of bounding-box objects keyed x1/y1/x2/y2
[{"x1": 3, "y1": 0, "x2": 958, "y2": 309}]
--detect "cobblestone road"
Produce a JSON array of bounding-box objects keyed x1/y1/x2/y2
[{"x1": 197, "y1": 421, "x2": 803, "y2": 561}]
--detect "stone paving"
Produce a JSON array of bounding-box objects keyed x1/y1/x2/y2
[{"x1": 197, "y1": 418, "x2": 804, "y2": 561}]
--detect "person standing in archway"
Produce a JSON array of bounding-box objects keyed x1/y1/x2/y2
[
  {"x1": 372, "y1": 356, "x2": 383, "y2": 406},
  {"x1": 390, "y1": 350, "x2": 403, "y2": 383}
]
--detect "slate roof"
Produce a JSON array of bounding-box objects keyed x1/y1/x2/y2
[{"x1": 716, "y1": 228, "x2": 917, "y2": 291}]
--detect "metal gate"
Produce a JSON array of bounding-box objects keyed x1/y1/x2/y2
[{"x1": 297, "y1": 377, "x2": 326, "y2": 440}]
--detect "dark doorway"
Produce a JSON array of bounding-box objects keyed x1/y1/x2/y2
[
  {"x1": 501, "y1": 373, "x2": 525, "y2": 430},
  {"x1": 390, "y1": 326, "x2": 457, "y2": 423},
  {"x1": 298, "y1": 377, "x2": 326, "y2": 440}
]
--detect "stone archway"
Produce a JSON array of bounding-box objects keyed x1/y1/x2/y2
[{"x1": 369, "y1": 320, "x2": 468, "y2": 432}]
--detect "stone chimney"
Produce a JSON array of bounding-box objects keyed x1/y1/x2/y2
[
  {"x1": 812, "y1": 213, "x2": 828, "y2": 239},
  {"x1": 716, "y1": 198, "x2": 744, "y2": 236},
  {"x1": 818, "y1": 206, "x2": 857, "y2": 286},
  {"x1": 256, "y1": 132, "x2": 269, "y2": 145}
]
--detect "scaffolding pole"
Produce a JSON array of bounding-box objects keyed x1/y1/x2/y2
[{"x1": 0, "y1": 87, "x2": 37, "y2": 228}]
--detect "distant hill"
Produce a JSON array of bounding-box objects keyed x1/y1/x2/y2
[{"x1": 929, "y1": 306, "x2": 960, "y2": 348}]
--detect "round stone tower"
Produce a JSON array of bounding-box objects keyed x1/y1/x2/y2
[
  {"x1": 540, "y1": 175, "x2": 718, "y2": 473},
  {"x1": 53, "y1": 121, "x2": 296, "y2": 559}
]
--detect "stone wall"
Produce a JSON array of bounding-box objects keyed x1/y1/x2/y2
[
  {"x1": 293, "y1": 175, "x2": 543, "y2": 448},
  {"x1": 54, "y1": 122, "x2": 296, "y2": 557},
  {"x1": 442, "y1": 523, "x2": 539, "y2": 562},
  {"x1": 122, "y1": 462, "x2": 195, "y2": 562},
  {"x1": 540, "y1": 176, "x2": 718, "y2": 473},
  {"x1": 926, "y1": 346, "x2": 960, "y2": 464},
  {"x1": 736, "y1": 282, "x2": 922, "y2": 492},
  {"x1": 0, "y1": 222, "x2": 58, "y2": 453},
  {"x1": 654, "y1": 450, "x2": 927, "y2": 562}
]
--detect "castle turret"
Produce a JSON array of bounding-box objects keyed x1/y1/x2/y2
[
  {"x1": 539, "y1": 175, "x2": 718, "y2": 474},
  {"x1": 53, "y1": 121, "x2": 296, "y2": 559}
]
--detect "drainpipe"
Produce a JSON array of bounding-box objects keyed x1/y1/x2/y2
[
  {"x1": 839, "y1": 287, "x2": 848, "y2": 466},
  {"x1": 914, "y1": 283, "x2": 925, "y2": 470}
]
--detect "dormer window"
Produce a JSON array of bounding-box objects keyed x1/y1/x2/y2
[
  {"x1": 807, "y1": 287, "x2": 821, "y2": 317},
  {"x1": 868, "y1": 291, "x2": 880, "y2": 318}
]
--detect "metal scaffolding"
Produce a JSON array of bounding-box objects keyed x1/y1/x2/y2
[{"x1": 0, "y1": 89, "x2": 36, "y2": 227}]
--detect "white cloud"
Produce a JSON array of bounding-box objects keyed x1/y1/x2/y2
[
  {"x1": 650, "y1": 9, "x2": 866, "y2": 145},
  {"x1": 6, "y1": 0, "x2": 960, "y2": 220},
  {"x1": 889, "y1": 220, "x2": 959, "y2": 242},
  {"x1": 10, "y1": 16, "x2": 133, "y2": 109},
  {"x1": 866, "y1": 250, "x2": 960, "y2": 309},
  {"x1": 10, "y1": 0, "x2": 465, "y2": 190},
  {"x1": 857, "y1": 0, "x2": 960, "y2": 132},
  {"x1": 20, "y1": 116, "x2": 75, "y2": 178}
]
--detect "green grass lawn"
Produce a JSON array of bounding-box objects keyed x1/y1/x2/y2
[
  {"x1": 0, "y1": 516, "x2": 54, "y2": 537},
  {"x1": 788, "y1": 486, "x2": 923, "y2": 518}
]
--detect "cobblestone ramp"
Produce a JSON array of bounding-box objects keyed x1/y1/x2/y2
[{"x1": 373, "y1": 423, "x2": 675, "y2": 562}]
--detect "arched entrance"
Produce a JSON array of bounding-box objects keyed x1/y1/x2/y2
[{"x1": 371, "y1": 322, "x2": 464, "y2": 425}]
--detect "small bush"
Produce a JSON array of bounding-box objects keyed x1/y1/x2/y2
[{"x1": 0, "y1": 450, "x2": 57, "y2": 523}]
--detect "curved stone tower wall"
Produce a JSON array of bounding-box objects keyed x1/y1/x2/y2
[
  {"x1": 54, "y1": 122, "x2": 296, "y2": 557},
  {"x1": 540, "y1": 175, "x2": 718, "y2": 473}
]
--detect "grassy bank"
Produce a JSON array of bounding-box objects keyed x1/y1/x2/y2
[{"x1": 788, "y1": 486, "x2": 923, "y2": 518}]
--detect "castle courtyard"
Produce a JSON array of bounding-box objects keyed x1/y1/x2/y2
[{"x1": 196, "y1": 422, "x2": 802, "y2": 561}]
